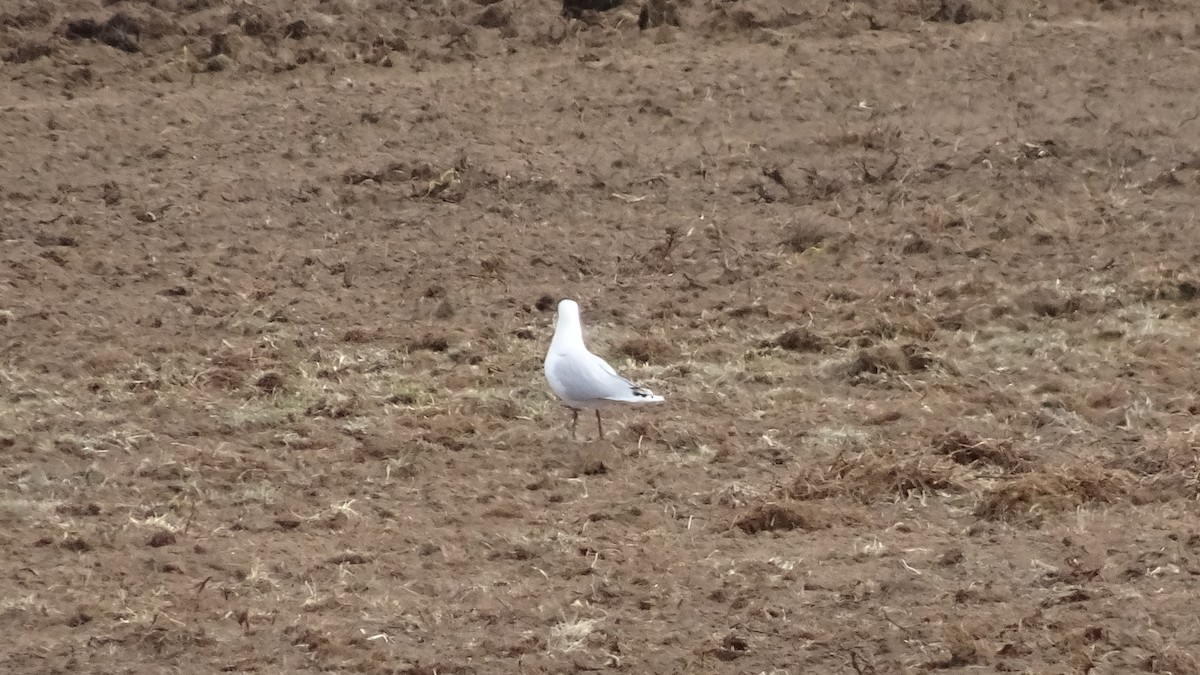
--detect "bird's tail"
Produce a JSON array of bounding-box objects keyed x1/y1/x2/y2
[{"x1": 628, "y1": 385, "x2": 665, "y2": 404}]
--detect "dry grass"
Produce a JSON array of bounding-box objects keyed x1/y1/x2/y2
[
  {"x1": 5, "y1": 2, "x2": 1200, "y2": 672},
  {"x1": 548, "y1": 617, "x2": 601, "y2": 653},
  {"x1": 735, "y1": 502, "x2": 831, "y2": 534},
  {"x1": 792, "y1": 448, "x2": 965, "y2": 503},
  {"x1": 974, "y1": 467, "x2": 1135, "y2": 523},
  {"x1": 7, "y1": 238, "x2": 1200, "y2": 671}
]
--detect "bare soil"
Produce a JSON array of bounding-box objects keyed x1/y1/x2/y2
[{"x1": 3, "y1": 0, "x2": 1200, "y2": 672}]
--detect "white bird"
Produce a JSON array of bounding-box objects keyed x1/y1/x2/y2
[{"x1": 544, "y1": 298, "x2": 665, "y2": 439}]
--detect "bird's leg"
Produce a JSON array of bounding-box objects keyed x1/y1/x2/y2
[
  {"x1": 570, "y1": 408, "x2": 579, "y2": 440},
  {"x1": 595, "y1": 410, "x2": 604, "y2": 439}
]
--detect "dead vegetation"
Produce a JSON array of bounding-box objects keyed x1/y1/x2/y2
[
  {"x1": 837, "y1": 342, "x2": 939, "y2": 379},
  {"x1": 932, "y1": 431, "x2": 1028, "y2": 471},
  {"x1": 766, "y1": 327, "x2": 827, "y2": 352},
  {"x1": 791, "y1": 448, "x2": 964, "y2": 503},
  {"x1": 2, "y1": 0, "x2": 1200, "y2": 672},
  {"x1": 974, "y1": 467, "x2": 1134, "y2": 523},
  {"x1": 615, "y1": 336, "x2": 679, "y2": 364},
  {"x1": 734, "y1": 502, "x2": 829, "y2": 534}
]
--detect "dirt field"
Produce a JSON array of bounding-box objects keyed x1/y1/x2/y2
[{"x1": 3, "y1": 0, "x2": 1200, "y2": 672}]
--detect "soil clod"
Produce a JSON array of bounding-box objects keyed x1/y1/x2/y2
[{"x1": 147, "y1": 530, "x2": 176, "y2": 548}]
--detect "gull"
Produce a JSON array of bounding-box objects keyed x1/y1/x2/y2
[{"x1": 544, "y1": 299, "x2": 665, "y2": 439}]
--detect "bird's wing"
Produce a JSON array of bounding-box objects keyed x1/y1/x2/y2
[
  {"x1": 549, "y1": 350, "x2": 636, "y2": 402},
  {"x1": 590, "y1": 351, "x2": 625, "y2": 381},
  {"x1": 584, "y1": 352, "x2": 663, "y2": 403}
]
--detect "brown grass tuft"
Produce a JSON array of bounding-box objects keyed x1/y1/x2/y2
[
  {"x1": 840, "y1": 343, "x2": 936, "y2": 377},
  {"x1": 974, "y1": 466, "x2": 1134, "y2": 522},
  {"x1": 1104, "y1": 443, "x2": 1200, "y2": 503},
  {"x1": 781, "y1": 221, "x2": 827, "y2": 253},
  {"x1": 61, "y1": 535, "x2": 92, "y2": 552},
  {"x1": 1106, "y1": 442, "x2": 1197, "y2": 478},
  {"x1": 305, "y1": 393, "x2": 361, "y2": 419},
  {"x1": 791, "y1": 450, "x2": 962, "y2": 502},
  {"x1": 412, "y1": 334, "x2": 450, "y2": 352},
  {"x1": 932, "y1": 431, "x2": 1028, "y2": 471},
  {"x1": 147, "y1": 530, "x2": 176, "y2": 548},
  {"x1": 204, "y1": 367, "x2": 245, "y2": 390},
  {"x1": 927, "y1": 624, "x2": 985, "y2": 669},
  {"x1": 254, "y1": 371, "x2": 286, "y2": 393},
  {"x1": 616, "y1": 336, "x2": 679, "y2": 364},
  {"x1": 769, "y1": 327, "x2": 827, "y2": 352},
  {"x1": 1017, "y1": 287, "x2": 1083, "y2": 317},
  {"x1": 735, "y1": 503, "x2": 829, "y2": 534}
]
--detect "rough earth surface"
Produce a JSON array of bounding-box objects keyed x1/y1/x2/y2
[{"x1": 3, "y1": 0, "x2": 1200, "y2": 672}]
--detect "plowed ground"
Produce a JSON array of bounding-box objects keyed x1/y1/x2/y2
[{"x1": 3, "y1": 0, "x2": 1200, "y2": 672}]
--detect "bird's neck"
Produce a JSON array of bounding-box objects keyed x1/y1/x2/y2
[{"x1": 551, "y1": 319, "x2": 585, "y2": 353}]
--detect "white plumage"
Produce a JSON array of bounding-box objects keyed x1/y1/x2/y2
[{"x1": 544, "y1": 299, "x2": 664, "y2": 439}]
